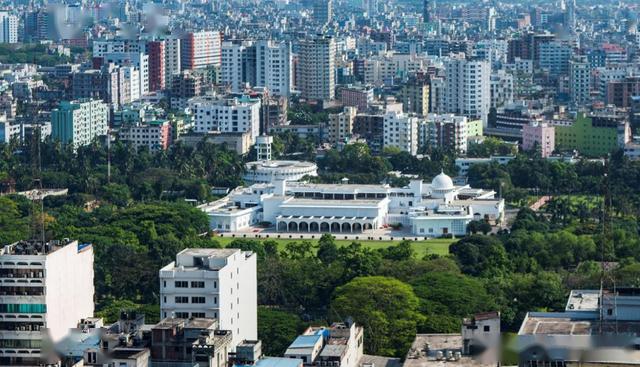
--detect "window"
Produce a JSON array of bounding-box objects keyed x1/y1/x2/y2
[
  {"x1": 192, "y1": 297, "x2": 206, "y2": 304},
  {"x1": 191, "y1": 281, "x2": 205, "y2": 288},
  {"x1": 176, "y1": 312, "x2": 189, "y2": 318},
  {"x1": 175, "y1": 281, "x2": 188, "y2": 288},
  {"x1": 175, "y1": 296, "x2": 189, "y2": 303},
  {"x1": 483, "y1": 325, "x2": 490, "y2": 332},
  {"x1": 192, "y1": 312, "x2": 205, "y2": 318}
]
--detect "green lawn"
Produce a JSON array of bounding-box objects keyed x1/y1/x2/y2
[{"x1": 213, "y1": 236, "x2": 454, "y2": 258}]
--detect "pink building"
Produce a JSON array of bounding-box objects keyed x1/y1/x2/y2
[
  {"x1": 522, "y1": 122, "x2": 555, "y2": 157},
  {"x1": 119, "y1": 120, "x2": 172, "y2": 151},
  {"x1": 339, "y1": 86, "x2": 374, "y2": 111}
]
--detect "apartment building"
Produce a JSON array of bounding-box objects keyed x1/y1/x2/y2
[
  {"x1": 339, "y1": 85, "x2": 374, "y2": 111},
  {"x1": 103, "y1": 52, "x2": 150, "y2": 97},
  {"x1": 326, "y1": 106, "x2": 357, "y2": 145},
  {"x1": 522, "y1": 121, "x2": 555, "y2": 158},
  {"x1": 297, "y1": 36, "x2": 336, "y2": 100},
  {"x1": 0, "y1": 12, "x2": 18, "y2": 43},
  {"x1": 383, "y1": 111, "x2": 419, "y2": 155},
  {"x1": 444, "y1": 54, "x2": 491, "y2": 123},
  {"x1": 401, "y1": 79, "x2": 430, "y2": 116},
  {"x1": 420, "y1": 114, "x2": 483, "y2": 154},
  {"x1": 569, "y1": 57, "x2": 591, "y2": 106},
  {"x1": 189, "y1": 94, "x2": 261, "y2": 143},
  {"x1": 118, "y1": 120, "x2": 172, "y2": 151},
  {"x1": 0, "y1": 239, "x2": 94, "y2": 366},
  {"x1": 51, "y1": 99, "x2": 109, "y2": 149},
  {"x1": 159, "y1": 248, "x2": 257, "y2": 349},
  {"x1": 181, "y1": 31, "x2": 222, "y2": 70}
]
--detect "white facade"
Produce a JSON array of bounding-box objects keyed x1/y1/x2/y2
[
  {"x1": 490, "y1": 70, "x2": 514, "y2": 108},
  {"x1": 51, "y1": 99, "x2": 109, "y2": 149},
  {"x1": 103, "y1": 52, "x2": 149, "y2": 97},
  {"x1": 444, "y1": 54, "x2": 491, "y2": 124},
  {"x1": 164, "y1": 37, "x2": 182, "y2": 84},
  {"x1": 200, "y1": 173, "x2": 504, "y2": 237},
  {"x1": 256, "y1": 40, "x2": 292, "y2": 97},
  {"x1": 569, "y1": 58, "x2": 591, "y2": 106},
  {"x1": 383, "y1": 111, "x2": 419, "y2": 155},
  {"x1": 0, "y1": 240, "x2": 94, "y2": 365},
  {"x1": 244, "y1": 160, "x2": 318, "y2": 184},
  {"x1": 221, "y1": 41, "x2": 249, "y2": 93},
  {"x1": 189, "y1": 95, "x2": 261, "y2": 143},
  {"x1": 0, "y1": 12, "x2": 18, "y2": 44},
  {"x1": 159, "y1": 248, "x2": 257, "y2": 349}
]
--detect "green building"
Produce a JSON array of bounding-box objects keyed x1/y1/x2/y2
[
  {"x1": 555, "y1": 114, "x2": 628, "y2": 157},
  {"x1": 51, "y1": 99, "x2": 109, "y2": 149}
]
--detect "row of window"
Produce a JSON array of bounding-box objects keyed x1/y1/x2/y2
[
  {"x1": 175, "y1": 296, "x2": 208, "y2": 304},
  {"x1": 174, "y1": 281, "x2": 206, "y2": 288}
]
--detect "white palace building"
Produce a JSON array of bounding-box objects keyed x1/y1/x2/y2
[{"x1": 200, "y1": 172, "x2": 504, "y2": 237}]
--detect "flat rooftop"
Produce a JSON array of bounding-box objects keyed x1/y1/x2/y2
[
  {"x1": 283, "y1": 198, "x2": 384, "y2": 207},
  {"x1": 404, "y1": 334, "x2": 494, "y2": 367},
  {"x1": 179, "y1": 248, "x2": 240, "y2": 258},
  {"x1": 519, "y1": 312, "x2": 640, "y2": 335},
  {"x1": 566, "y1": 290, "x2": 600, "y2": 312}
]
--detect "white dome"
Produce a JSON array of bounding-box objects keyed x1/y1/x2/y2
[{"x1": 431, "y1": 171, "x2": 454, "y2": 191}]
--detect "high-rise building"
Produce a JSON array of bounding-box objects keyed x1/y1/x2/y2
[
  {"x1": 423, "y1": 0, "x2": 432, "y2": 22},
  {"x1": 538, "y1": 41, "x2": 573, "y2": 76},
  {"x1": 163, "y1": 37, "x2": 182, "y2": 84},
  {"x1": 444, "y1": 54, "x2": 491, "y2": 123},
  {"x1": 0, "y1": 239, "x2": 94, "y2": 366},
  {"x1": 383, "y1": 111, "x2": 419, "y2": 155},
  {"x1": 189, "y1": 95, "x2": 261, "y2": 143},
  {"x1": 71, "y1": 65, "x2": 130, "y2": 107},
  {"x1": 103, "y1": 52, "x2": 150, "y2": 97},
  {"x1": 326, "y1": 106, "x2": 357, "y2": 145},
  {"x1": 490, "y1": 70, "x2": 514, "y2": 109},
  {"x1": 313, "y1": 0, "x2": 332, "y2": 24},
  {"x1": 419, "y1": 114, "x2": 483, "y2": 154},
  {"x1": 181, "y1": 31, "x2": 222, "y2": 70},
  {"x1": 255, "y1": 40, "x2": 292, "y2": 97},
  {"x1": 159, "y1": 248, "x2": 257, "y2": 349},
  {"x1": 0, "y1": 12, "x2": 18, "y2": 43},
  {"x1": 221, "y1": 41, "x2": 253, "y2": 93},
  {"x1": 51, "y1": 99, "x2": 109, "y2": 149},
  {"x1": 565, "y1": 0, "x2": 576, "y2": 32},
  {"x1": 147, "y1": 40, "x2": 166, "y2": 91},
  {"x1": 297, "y1": 36, "x2": 336, "y2": 101},
  {"x1": 569, "y1": 56, "x2": 591, "y2": 106},
  {"x1": 401, "y1": 79, "x2": 430, "y2": 116},
  {"x1": 118, "y1": 120, "x2": 172, "y2": 151}
]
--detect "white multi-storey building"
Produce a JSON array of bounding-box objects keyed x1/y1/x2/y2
[
  {"x1": 490, "y1": 70, "x2": 514, "y2": 108},
  {"x1": 159, "y1": 248, "x2": 257, "y2": 349},
  {"x1": 256, "y1": 40, "x2": 292, "y2": 97},
  {"x1": 0, "y1": 12, "x2": 18, "y2": 44},
  {"x1": 444, "y1": 54, "x2": 491, "y2": 124},
  {"x1": 383, "y1": 111, "x2": 419, "y2": 155},
  {"x1": 181, "y1": 31, "x2": 222, "y2": 70},
  {"x1": 569, "y1": 57, "x2": 591, "y2": 106},
  {"x1": 103, "y1": 52, "x2": 150, "y2": 97},
  {"x1": 163, "y1": 37, "x2": 182, "y2": 84},
  {"x1": 221, "y1": 41, "x2": 250, "y2": 93},
  {"x1": 0, "y1": 239, "x2": 94, "y2": 366},
  {"x1": 297, "y1": 36, "x2": 336, "y2": 100},
  {"x1": 189, "y1": 95, "x2": 261, "y2": 143}
]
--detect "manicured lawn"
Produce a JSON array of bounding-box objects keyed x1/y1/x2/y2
[{"x1": 213, "y1": 236, "x2": 454, "y2": 258}]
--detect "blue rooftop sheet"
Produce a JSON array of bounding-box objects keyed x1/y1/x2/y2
[
  {"x1": 254, "y1": 357, "x2": 303, "y2": 367},
  {"x1": 288, "y1": 334, "x2": 322, "y2": 349}
]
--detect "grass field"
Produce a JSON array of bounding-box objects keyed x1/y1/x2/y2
[{"x1": 213, "y1": 236, "x2": 454, "y2": 258}]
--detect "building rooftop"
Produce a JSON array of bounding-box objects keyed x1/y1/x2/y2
[
  {"x1": 179, "y1": 248, "x2": 240, "y2": 259},
  {"x1": 566, "y1": 290, "x2": 600, "y2": 312},
  {"x1": 403, "y1": 334, "x2": 493, "y2": 367},
  {"x1": 251, "y1": 357, "x2": 302, "y2": 367},
  {"x1": 2, "y1": 239, "x2": 85, "y2": 256}
]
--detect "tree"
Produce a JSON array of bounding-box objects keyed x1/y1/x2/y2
[
  {"x1": 411, "y1": 272, "x2": 497, "y2": 333},
  {"x1": 449, "y1": 235, "x2": 510, "y2": 277},
  {"x1": 258, "y1": 307, "x2": 305, "y2": 356},
  {"x1": 317, "y1": 234, "x2": 339, "y2": 264},
  {"x1": 331, "y1": 276, "x2": 423, "y2": 357}
]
